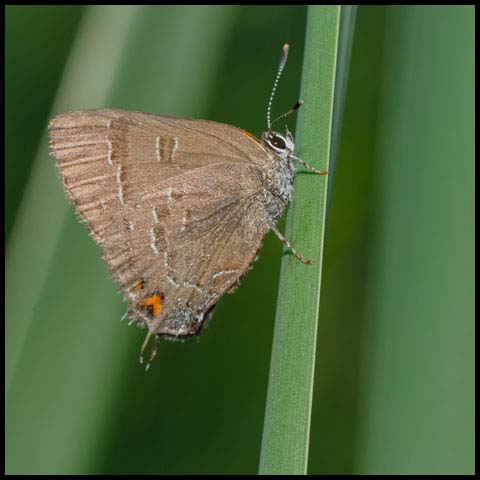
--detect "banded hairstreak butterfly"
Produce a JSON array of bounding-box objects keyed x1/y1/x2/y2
[{"x1": 49, "y1": 44, "x2": 328, "y2": 367}]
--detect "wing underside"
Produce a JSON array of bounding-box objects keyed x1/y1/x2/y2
[
  {"x1": 103, "y1": 164, "x2": 269, "y2": 337},
  {"x1": 49, "y1": 109, "x2": 271, "y2": 337}
]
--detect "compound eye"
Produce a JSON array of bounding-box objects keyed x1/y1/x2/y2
[{"x1": 270, "y1": 134, "x2": 286, "y2": 150}]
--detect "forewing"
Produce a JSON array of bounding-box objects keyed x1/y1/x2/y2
[
  {"x1": 103, "y1": 163, "x2": 269, "y2": 337},
  {"x1": 49, "y1": 108, "x2": 269, "y2": 244}
]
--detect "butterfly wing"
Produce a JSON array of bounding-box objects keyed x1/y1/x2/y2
[
  {"x1": 49, "y1": 108, "x2": 270, "y2": 244},
  {"x1": 49, "y1": 108, "x2": 272, "y2": 337},
  {"x1": 103, "y1": 162, "x2": 269, "y2": 337}
]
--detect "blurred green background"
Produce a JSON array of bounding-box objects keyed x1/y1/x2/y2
[{"x1": 5, "y1": 5, "x2": 474, "y2": 475}]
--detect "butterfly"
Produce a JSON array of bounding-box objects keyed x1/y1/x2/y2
[{"x1": 48, "y1": 44, "x2": 327, "y2": 366}]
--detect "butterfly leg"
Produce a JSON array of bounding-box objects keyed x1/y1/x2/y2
[
  {"x1": 291, "y1": 154, "x2": 328, "y2": 175},
  {"x1": 269, "y1": 222, "x2": 312, "y2": 265}
]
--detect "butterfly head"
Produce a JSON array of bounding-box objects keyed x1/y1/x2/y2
[
  {"x1": 264, "y1": 44, "x2": 300, "y2": 161},
  {"x1": 262, "y1": 128, "x2": 295, "y2": 160}
]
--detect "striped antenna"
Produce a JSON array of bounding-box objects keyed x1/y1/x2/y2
[
  {"x1": 267, "y1": 43, "x2": 290, "y2": 131},
  {"x1": 270, "y1": 99, "x2": 303, "y2": 127}
]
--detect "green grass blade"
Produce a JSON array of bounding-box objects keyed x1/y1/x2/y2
[
  {"x1": 356, "y1": 6, "x2": 475, "y2": 474},
  {"x1": 259, "y1": 6, "x2": 340, "y2": 474},
  {"x1": 307, "y1": 6, "x2": 387, "y2": 474},
  {"x1": 6, "y1": 6, "x2": 237, "y2": 474},
  {"x1": 6, "y1": 5, "x2": 142, "y2": 397},
  {"x1": 5, "y1": 6, "x2": 143, "y2": 472},
  {"x1": 327, "y1": 6, "x2": 357, "y2": 211}
]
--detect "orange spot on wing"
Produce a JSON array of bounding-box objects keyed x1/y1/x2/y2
[
  {"x1": 134, "y1": 279, "x2": 144, "y2": 291},
  {"x1": 139, "y1": 294, "x2": 162, "y2": 316}
]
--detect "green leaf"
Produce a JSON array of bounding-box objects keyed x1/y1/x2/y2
[
  {"x1": 5, "y1": 5, "x2": 238, "y2": 474},
  {"x1": 355, "y1": 6, "x2": 475, "y2": 474},
  {"x1": 259, "y1": 6, "x2": 342, "y2": 474}
]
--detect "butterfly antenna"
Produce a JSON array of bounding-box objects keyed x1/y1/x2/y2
[
  {"x1": 270, "y1": 99, "x2": 303, "y2": 127},
  {"x1": 267, "y1": 43, "x2": 290, "y2": 131}
]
